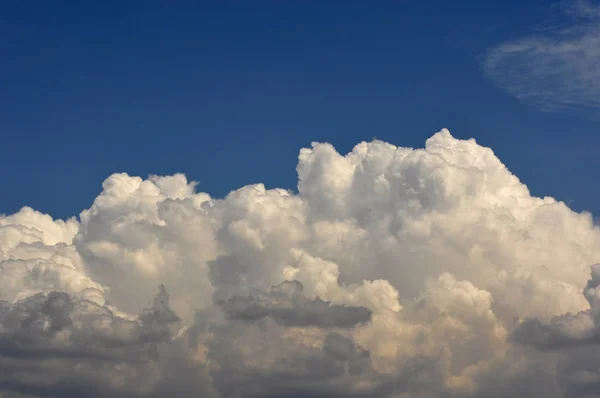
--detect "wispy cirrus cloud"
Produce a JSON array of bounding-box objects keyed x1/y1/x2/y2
[{"x1": 483, "y1": 0, "x2": 600, "y2": 113}]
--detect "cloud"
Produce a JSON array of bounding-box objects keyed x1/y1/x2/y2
[
  {"x1": 2, "y1": 128, "x2": 600, "y2": 396},
  {"x1": 218, "y1": 280, "x2": 372, "y2": 328},
  {"x1": 0, "y1": 286, "x2": 180, "y2": 398},
  {"x1": 483, "y1": 0, "x2": 600, "y2": 113},
  {"x1": 512, "y1": 264, "x2": 600, "y2": 350}
]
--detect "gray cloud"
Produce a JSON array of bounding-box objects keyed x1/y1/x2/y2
[
  {"x1": 511, "y1": 314, "x2": 599, "y2": 349},
  {"x1": 204, "y1": 318, "x2": 386, "y2": 398},
  {"x1": 0, "y1": 287, "x2": 180, "y2": 398},
  {"x1": 219, "y1": 280, "x2": 372, "y2": 328}
]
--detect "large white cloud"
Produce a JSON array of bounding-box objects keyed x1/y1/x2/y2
[{"x1": 1, "y1": 128, "x2": 599, "y2": 397}]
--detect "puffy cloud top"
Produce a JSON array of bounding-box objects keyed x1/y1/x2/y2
[{"x1": 1, "y1": 129, "x2": 599, "y2": 397}]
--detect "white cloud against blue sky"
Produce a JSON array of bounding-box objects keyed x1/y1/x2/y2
[
  {"x1": 484, "y1": 0, "x2": 600, "y2": 114},
  {"x1": 3, "y1": 1, "x2": 600, "y2": 397},
  {"x1": 2, "y1": 130, "x2": 600, "y2": 397}
]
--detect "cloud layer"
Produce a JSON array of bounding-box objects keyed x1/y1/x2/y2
[
  {"x1": 1, "y1": 129, "x2": 600, "y2": 397},
  {"x1": 483, "y1": 0, "x2": 600, "y2": 114}
]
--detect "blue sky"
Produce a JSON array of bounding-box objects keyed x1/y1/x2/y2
[{"x1": 2, "y1": 0, "x2": 599, "y2": 220}]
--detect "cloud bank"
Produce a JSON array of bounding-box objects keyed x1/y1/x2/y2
[
  {"x1": 483, "y1": 0, "x2": 600, "y2": 114},
  {"x1": 1, "y1": 129, "x2": 600, "y2": 397}
]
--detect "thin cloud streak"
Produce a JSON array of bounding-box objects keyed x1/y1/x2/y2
[{"x1": 483, "y1": 0, "x2": 600, "y2": 114}]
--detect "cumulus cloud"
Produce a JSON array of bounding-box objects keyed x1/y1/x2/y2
[
  {"x1": 483, "y1": 0, "x2": 600, "y2": 113},
  {"x1": 1, "y1": 128, "x2": 600, "y2": 397}
]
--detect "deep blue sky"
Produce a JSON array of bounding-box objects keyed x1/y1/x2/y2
[{"x1": 2, "y1": 1, "x2": 599, "y2": 220}]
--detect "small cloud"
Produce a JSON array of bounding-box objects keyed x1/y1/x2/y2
[
  {"x1": 483, "y1": 0, "x2": 600, "y2": 114},
  {"x1": 218, "y1": 280, "x2": 372, "y2": 328}
]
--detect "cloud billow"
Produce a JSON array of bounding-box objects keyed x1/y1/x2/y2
[
  {"x1": 219, "y1": 280, "x2": 372, "y2": 328},
  {"x1": 0, "y1": 286, "x2": 180, "y2": 397},
  {"x1": 1, "y1": 128, "x2": 600, "y2": 396}
]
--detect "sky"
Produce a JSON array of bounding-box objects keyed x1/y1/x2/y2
[
  {"x1": 2, "y1": 0, "x2": 600, "y2": 220},
  {"x1": 4, "y1": 2, "x2": 600, "y2": 398}
]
